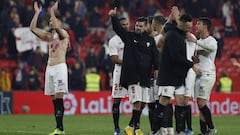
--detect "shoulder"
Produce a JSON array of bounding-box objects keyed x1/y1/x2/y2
[
  {"x1": 207, "y1": 36, "x2": 217, "y2": 42},
  {"x1": 204, "y1": 36, "x2": 218, "y2": 46},
  {"x1": 165, "y1": 30, "x2": 178, "y2": 39},
  {"x1": 62, "y1": 29, "x2": 69, "y2": 36},
  {"x1": 110, "y1": 35, "x2": 120, "y2": 42},
  {"x1": 109, "y1": 35, "x2": 120, "y2": 45}
]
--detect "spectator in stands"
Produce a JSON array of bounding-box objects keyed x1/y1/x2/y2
[
  {"x1": 6, "y1": 6, "x2": 20, "y2": 60},
  {"x1": 217, "y1": 72, "x2": 233, "y2": 93},
  {"x1": 71, "y1": 15, "x2": 87, "y2": 43},
  {"x1": 0, "y1": 68, "x2": 11, "y2": 91},
  {"x1": 69, "y1": 61, "x2": 85, "y2": 91},
  {"x1": 88, "y1": 6, "x2": 102, "y2": 35},
  {"x1": 233, "y1": 0, "x2": 240, "y2": 37},
  {"x1": 58, "y1": 0, "x2": 74, "y2": 15},
  {"x1": 85, "y1": 67, "x2": 101, "y2": 92},
  {"x1": 12, "y1": 61, "x2": 28, "y2": 90},
  {"x1": 122, "y1": 0, "x2": 135, "y2": 13},
  {"x1": 144, "y1": 0, "x2": 158, "y2": 17},
  {"x1": 184, "y1": 0, "x2": 200, "y2": 18},
  {"x1": 22, "y1": 4, "x2": 34, "y2": 27},
  {"x1": 158, "y1": 0, "x2": 168, "y2": 9},
  {"x1": 222, "y1": 0, "x2": 234, "y2": 37},
  {"x1": 97, "y1": 41, "x2": 114, "y2": 90},
  {"x1": 85, "y1": 48, "x2": 97, "y2": 69},
  {"x1": 27, "y1": 67, "x2": 41, "y2": 91},
  {"x1": 74, "y1": 0, "x2": 87, "y2": 19},
  {"x1": 32, "y1": 46, "x2": 45, "y2": 72},
  {"x1": 213, "y1": 27, "x2": 224, "y2": 58}
]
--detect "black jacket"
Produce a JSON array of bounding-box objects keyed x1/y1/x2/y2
[
  {"x1": 111, "y1": 16, "x2": 159, "y2": 88},
  {"x1": 157, "y1": 22, "x2": 193, "y2": 86}
]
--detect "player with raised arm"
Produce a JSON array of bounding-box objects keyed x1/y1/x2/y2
[
  {"x1": 109, "y1": 17, "x2": 131, "y2": 135},
  {"x1": 148, "y1": 15, "x2": 175, "y2": 135},
  {"x1": 109, "y1": 7, "x2": 159, "y2": 135},
  {"x1": 30, "y1": 1, "x2": 69, "y2": 135},
  {"x1": 153, "y1": 6, "x2": 200, "y2": 135}
]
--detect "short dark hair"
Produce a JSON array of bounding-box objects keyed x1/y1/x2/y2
[
  {"x1": 198, "y1": 17, "x2": 212, "y2": 31},
  {"x1": 147, "y1": 16, "x2": 154, "y2": 24},
  {"x1": 153, "y1": 15, "x2": 166, "y2": 25},
  {"x1": 118, "y1": 17, "x2": 126, "y2": 22},
  {"x1": 136, "y1": 17, "x2": 147, "y2": 25},
  {"x1": 179, "y1": 14, "x2": 193, "y2": 23}
]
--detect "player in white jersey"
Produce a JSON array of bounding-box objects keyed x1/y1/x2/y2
[
  {"x1": 187, "y1": 17, "x2": 217, "y2": 135},
  {"x1": 109, "y1": 17, "x2": 130, "y2": 135}
]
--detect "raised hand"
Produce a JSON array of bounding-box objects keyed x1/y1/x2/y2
[
  {"x1": 171, "y1": 6, "x2": 180, "y2": 21},
  {"x1": 51, "y1": 0, "x2": 59, "y2": 12},
  {"x1": 33, "y1": 1, "x2": 42, "y2": 13},
  {"x1": 108, "y1": 7, "x2": 117, "y2": 16}
]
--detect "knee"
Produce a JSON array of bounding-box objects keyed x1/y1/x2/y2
[
  {"x1": 197, "y1": 98, "x2": 206, "y2": 108},
  {"x1": 159, "y1": 96, "x2": 171, "y2": 106},
  {"x1": 113, "y1": 98, "x2": 121, "y2": 105},
  {"x1": 175, "y1": 95, "x2": 186, "y2": 106},
  {"x1": 133, "y1": 101, "x2": 141, "y2": 110}
]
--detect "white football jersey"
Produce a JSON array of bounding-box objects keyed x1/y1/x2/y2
[
  {"x1": 109, "y1": 35, "x2": 125, "y2": 70},
  {"x1": 196, "y1": 36, "x2": 218, "y2": 72},
  {"x1": 186, "y1": 40, "x2": 197, "y2": 61}
]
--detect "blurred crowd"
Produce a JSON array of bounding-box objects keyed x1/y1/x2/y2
[{"x1": 0, "y1": 0, "x2": 240, "y2": 92}]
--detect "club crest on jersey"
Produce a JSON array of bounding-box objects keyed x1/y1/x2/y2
[{"x1": 146, "y1": 42, "x2": 150, "y2": 47}]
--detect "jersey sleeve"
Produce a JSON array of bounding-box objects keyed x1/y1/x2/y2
[
  {"x1": 109, "y1": 37, "x2": 118, "y2": 56},
  {"x1": 196, "y1": 36, "x2": 217, "y2": 52}
]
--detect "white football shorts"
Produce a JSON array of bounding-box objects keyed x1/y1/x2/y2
[
  {"x1": 175, "y1": 68, "x2": 196, "y2": 97},
  {"x1": 158, "y1": 86, "x2": 175, "y2": 99},
  {"x1": 128, "y1": 83, "x2": 151, "y2": 104},
  {"x1": 111, "y1": 68, "x2": 128, "y2": 98},
  {"x1": 44, "y1": 63, "x2": 68, "y2": 95},
  {"x1": 149, "y1": 80, "x2": 159, "y2": 103},
  {"x1": 194, "y1": 72, "x2": 216, "y2": 101}
]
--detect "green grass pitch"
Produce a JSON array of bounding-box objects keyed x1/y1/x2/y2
[{"x1": 0, "y1": 115, "x2": 239, "y2": 135}]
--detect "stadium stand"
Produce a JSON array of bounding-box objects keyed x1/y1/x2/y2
[{"x1": 0, "y1": 0, "x2": 240, "y2": 92}]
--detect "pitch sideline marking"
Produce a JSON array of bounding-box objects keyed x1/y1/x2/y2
[{"x1": 0, "y1": 130, "x2": 93, "y2": 135}]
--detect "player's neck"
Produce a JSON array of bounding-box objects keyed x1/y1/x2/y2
[{"x1": 200, "y1": 31, "x2": 209, "y2": 39}]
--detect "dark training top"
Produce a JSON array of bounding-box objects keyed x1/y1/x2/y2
[
  {"x1": 111, "y1": 16, "x2": 159, "y2": 88},
  {"x1": 157, "y1": 22, "x2": 193, "y2": 86}
]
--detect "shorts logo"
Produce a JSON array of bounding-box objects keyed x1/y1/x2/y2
[
  {"x1": 57, "y1": 80, "x2": 65, "y2": 91},
  {"x1": 164, "y1": 88, "x2": 168, "y2": 93}
]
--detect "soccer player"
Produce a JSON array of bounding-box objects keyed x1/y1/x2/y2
[
  {"x1": 109, "y1": 17, "x2": 130, "y2": 135},
  {"x1": 153, "y1": 7, "x2": 200, "y2": 135},
  {"x1": 175, "y1": 32, "x2": 197, "y2": 135},
  {"x1": 109, "y1": 7, "x2": 159, "y2": 135},
  {"x1": 167, "y1": 8, "x2": 197, "y2": 134},
  {"x1": 187, "y1": 17, "x2": 218, "y2": 135},
  {"x1": 148, "y1": 15, "x2": 175, "y2": 135},
  {"x1": 30, "y1": 1, "x2": 69, "y2": 135}
]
